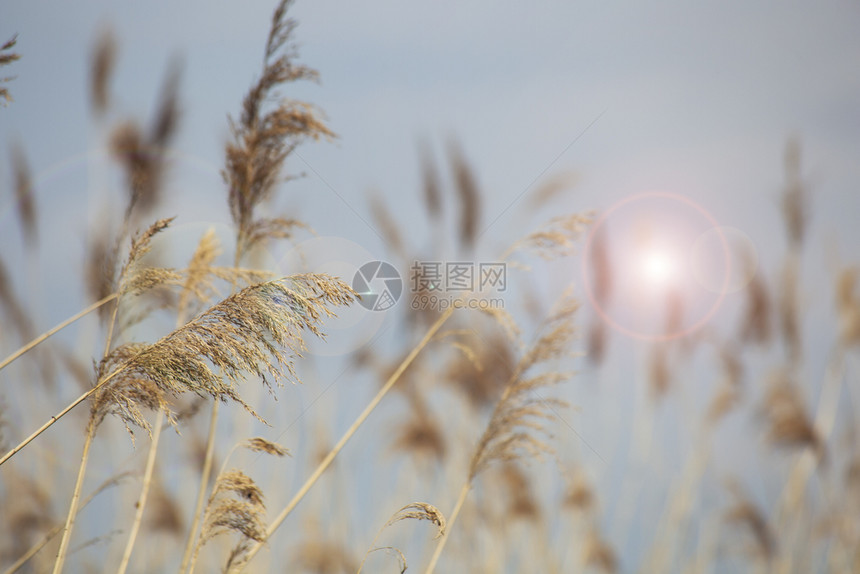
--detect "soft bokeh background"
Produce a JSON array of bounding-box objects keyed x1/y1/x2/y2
[{"x1": 2, "y1": 1, "x2": 859, "y2": 572}]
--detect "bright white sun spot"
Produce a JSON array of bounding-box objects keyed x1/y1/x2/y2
[{"x1": 641, "y1": 250, "x2": 677, "y2": 285}]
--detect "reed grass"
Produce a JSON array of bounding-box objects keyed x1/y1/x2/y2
[{"x1": 1, "y1": 3, "x2": 858, "y2": 573}]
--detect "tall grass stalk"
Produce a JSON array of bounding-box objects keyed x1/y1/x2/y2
[{"x1": 0, "y1": 293, "x2": 117, "y2": 372}]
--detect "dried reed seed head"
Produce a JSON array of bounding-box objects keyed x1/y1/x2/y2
[
  {"x1": 527, "y1": 171, "x2": 578, "y2": 211},
  {"x1": 468, "y1": 292, "x2": 578, "y2": 479},
  {"x1": 836, "y1": 267, "x2": 860, "y2": 347},
  {"x1": 781, "y1": 136, "x2": 809, "y2": 248},
  {"x1": 177, "y1": 227, "x2": 221, "y2": 319},
  {"x1": 226, "y1": 2, "x2": 333, "y2": 262},
  {"x1": 92, "y1": 275, "x2": 355, "y2": 430},
  {"x1": 384, "y1": 502, "x2": 447, "y2": 538},
  {"x1": 391, "y1": 395, "x2": 446, "y2": 463},
  {"x1": 505, "y1": 213, "x2": 592, "y2": 262},
  {"x1": 201, "y1": 498, "x2": 266, "y2": 545},
  {"x1": 0, "y1": 256, "x2": 35, "y2": 342},
  {"x1": 648, "y1": 344, "x2": 671, "y2": 401},
  {"x1": 0, "y1": 466, "x2": 53, "y2": 561},
  {"x1": 446, "y1": 332, "x2": 517, "y2": 409},
  {"x1": 11, "y1": 142, "x2": 37, "y2": 246},
  {"x1": 86, "y1": 224, "x2": 120, "y2": 318},
  {"x1": 589, "y1": 221, "x2": 612, "y2": 305},
  {"x1": 587, "y1": 320, "x2": 607, "y2": 366},
  {"x1": 447, "y1": 140, "x2": 481, "y2": 249},
  {"x1": 213, "y1": 470, "x2": 266, "y2": 507},
  {"x1": 723, "y1": 483, "x2": 774, "y2": 560},
  {"x1": 242, "y1": 437, "x2": 290, "y2": 457},
  {"x1": 706, "y1": 385, "x2": 742, "y2": 425},
  {"x1": 582, "y1": 527, "x2": 618, "y2": 573},
  {"x1": 836, "y1": 267, "x2": 858, "y2": 311},
  {"x1": 199, "y1": 470, "x2": 268, "y2": 559},
  {"x1": 118, "y1": 218, "x2": 185, "y2": 299},
  {"x1": 368, "y1": 193, "x2": 407, "y2": 260},
  {"x1": 294, "y1": 539, "x2": 357, "y2": 574},
  {"x1": 739, "y1": 254, "x2": 772, "y2": 346},
  {"x1": 146, "y1": 477, "x2": 184, "y2": 534},
  {"x1": 419, "y1": 142, "x2": 442, "y2": 219},
  {"x1": 564, "y1": 468, "x2": 595, "y2": 514},
  {"x1": 0, "y1": 35, "x2": 20, "y2": 106},
  {"x1": 479, "y1": 306, "x2": 523, "y2": 349},
  {"x1": 778, "y1": 255, "x2": 801, "y2": 358},
  {"x1": 91, "y1": 342, "x2": 173, "y2": 438},
  {"x1": 664, "y1": 289, "x2": 684, "y2": 336},
  {"x1": 761, "y1": 371, "x2": 821, "y2": 456},
  {"x1": 718, "y1": 342, "x2": 743, "y2": 388},
  {"x1": 90, "y1": 27, "x2": 116, "y2": 114},
  {"x1": 176, "y1": 229, "x2": 276, "y2": 319},
  {"x1": 499, "y1": 463, "x2": 541, "y2": 521}
]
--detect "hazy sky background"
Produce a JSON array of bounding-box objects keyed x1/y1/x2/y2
[{"x1": 2, "y1": 1, "x2": 860, "y2": 570}]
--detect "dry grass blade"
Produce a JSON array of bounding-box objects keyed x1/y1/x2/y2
[{"x1": 90, "y1": 28, "x2": 116, "y2": 114}]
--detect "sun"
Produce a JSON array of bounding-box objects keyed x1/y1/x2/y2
[{"x1": 640, "y1": 249, "x2": 677, "y2": 286}]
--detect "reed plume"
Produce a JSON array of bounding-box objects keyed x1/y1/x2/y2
[
  {"x1": 89, "y1": 27, "x2": 116, "y2": 115},
  {"x1": 0, "y1": 35, "x2": 20, "y2": 106},
  {"x1": 224, "y1": 0, "x2": 334, "y2": 262},
  {"x1": 427, "y1": 291, "x2": 579, "y2": 573}
]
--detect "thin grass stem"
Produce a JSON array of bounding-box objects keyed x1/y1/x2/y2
[
  {"x1": 0, "y1": 293, "x2": 117, "y2": 373},
  {"x1": 116, "y1": 409, "x2": 165, "y2": 574}
]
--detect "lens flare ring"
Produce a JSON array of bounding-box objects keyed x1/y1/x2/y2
[{"x1": 581, "y1": 191, "x2": 730, "y2": 341}]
